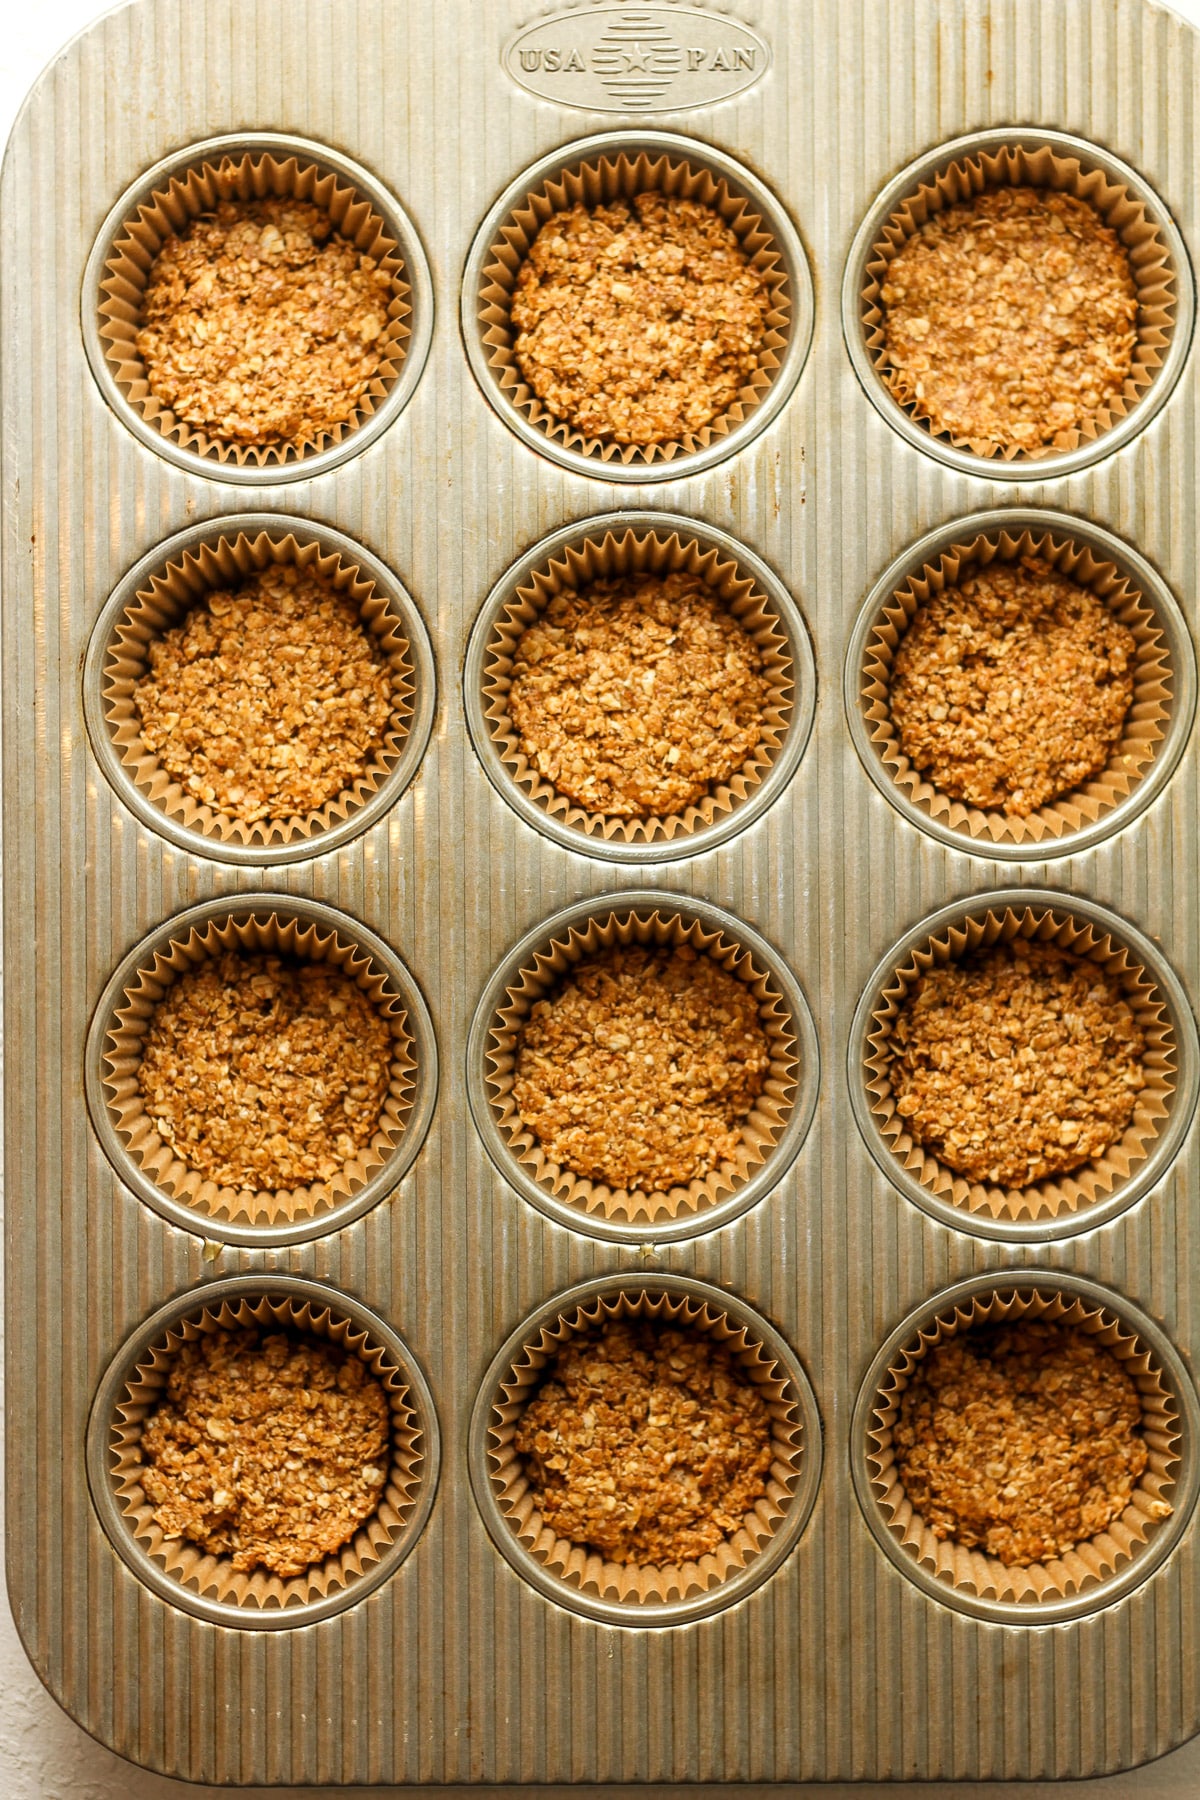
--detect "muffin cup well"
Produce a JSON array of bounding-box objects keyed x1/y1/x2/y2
[
  {"x1": 850, "y1": 1272, "x2": 1195, "y2": 1624},
  {"x1": 842, "y1": 129, "x2": 1194, "y2": 479},
  {"x1": 87, "y1": 1276, "x2": 439, "y2": 1630},
  {"x1": 466, "y1": 892, "x2": 819, "y2": 1244},
  {"x1": 848, "y1": 891, "x2": 1196, "y2": 1243},
  {"x1": 85, "y1": 896, "x2": 437, "y2": 1248},
  {"x1": 465, "y1": 511, "x2": 814, "y2": 863},
  {"x1": 84, "y1": 133, "x2": 434, "y2": 482},
  {"x1": 468, "y1": 1274, "x2": 821, "y2": 1628},
  {"x1": 84, "y1": 515, "x2": 435, "y2": 865},
  {"x1": 845, "y1": 510, "x2": 1194, "y2": 859},
  {"x1": 462, "y1": 130, "x2": 813, "y2": 481}
]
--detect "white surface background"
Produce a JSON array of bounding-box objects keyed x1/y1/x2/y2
[{"x1": 4, "y1": 1, "x2": 1200, "y2": 1793}]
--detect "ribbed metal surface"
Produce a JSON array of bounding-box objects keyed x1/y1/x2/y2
[{"x1": 3, "y1": 0, "x2": 1199, "y2": 1781}]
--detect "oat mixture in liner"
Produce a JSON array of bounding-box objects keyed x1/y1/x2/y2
[
  {"x1": 139, "y1": 1328, "x2": 392, "y2": 1577},
  {"x1": 880, "y1": 186, "x2": 1138, "y2": 451},
  {"x1": 137, "y1": 951, "x2": 395, "y2": 1192},
  {"x1": 889, "y1": 556, "x2": 1136, "y2": 816},
  {"x1": 511, "y1": 192, "x2": 769, "y2": 446},
  {"x1": 512, "y1": 944, "x2": 773, "y2": 1193},
  {"x1": 136, "y1": 198, "x2": 394, "y2": 446},
  {"x1": 514, "y1": 1318, "x2": 774, "y2": 1564},
  {"x1": 507, "y1": 571, "x2": 771, "y2": 817},
  {"x1": 131, "y1": 563, "x2": 397, "y2": 825},
  {"x1": 893, "y1": 1320, "x2": 1168, "y2": 1565},
  {"x1": 889, "y1": 938, "x2": 1147, "y2": 1188}
]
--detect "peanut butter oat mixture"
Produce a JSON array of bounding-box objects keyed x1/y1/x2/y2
[
  {"x1": 889, "y1": 557, "x2": 1136, "y2": 816},
  {"x1": 138, "y1": 951, "x2": 395, "y2": 1192},
  {"x1": 140, "y1": 1328, "x2": 392, "y2": 1577},
  {"x1": 880, "y1": 186, "x2": 1138, "y2": 451},
  {"x1": 136, "y1": 198, "x2": 395, "y2": 446},
  {"x1": 893, "y1": 1320, "x2": 1167, "y2": 1566},
  {"x1": 513, "y1": 944, "x2": 773, "y2": 1193},
  {"x1": 507, "y1": 572, "x2": 772, "y2": 818},
  {"x1": 514, "y1": 1318, "x2": 774, "y2": 1564},
  {"x1": 510, "y1": 193, "x2": 769, "y2": 446},
  {"x1": 131, "y1": 564, "x2": 397, "y2": 825},
  {"x1": 890, "y1": 938, "x2": 1147, "y2": 1188}
]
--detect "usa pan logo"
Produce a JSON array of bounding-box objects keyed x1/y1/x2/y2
[{"x1": 505, "y1": 6, "x2": 771, "y2": 113}]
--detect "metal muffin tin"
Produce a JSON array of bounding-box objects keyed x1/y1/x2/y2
[{"x1": 5, "y1": 0, "x2": 1200, "y2": 1784}]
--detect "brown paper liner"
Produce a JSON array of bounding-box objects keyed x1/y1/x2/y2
[
  {"x1": 97, "y1": 151, "x2": 412, "y2": 468},
  {"x1": 861, "y1": 142, "x2": 1176, "y2": 461},
  {"x1": 487, "y1": 905, "x2": 798, "y2": 1224},
  {"x1": 477, "y1": 149, "x2": 791, "y2": 467},
  {"x1": 868, "y1": 1284, "x2": 1179, "y2": 1604},
  {"x1": 110, "y1": 1292, "x2": 424, "y2": 1613},
  {"x1": 483, "y1": 526, "x2": 793, "y2": 846},
  {"x1": 101, "y1": 530, "x2": 415, "y2": 852},
  {"x1": 865, "y1": 903, "x2": 1176, "y2": 1222},
  {"x1": 488, "y1": 1287, "x2": 803, "y2": 1605},
  {"x1": 862, "y1": 526, "x2": 1171, "y2": 847},
  {"x1": 101, "y1": 911, "x2": 417, "y2": 1227}
]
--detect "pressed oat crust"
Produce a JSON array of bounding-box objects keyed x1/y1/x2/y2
[
  {"x1": 889, "y1": 938, "x2": 1147, "y2": 1188},
  {"x1": 139, "y1": 1328, "x2": 391, "y2": 1577},
  {"x1": 510, "y1": 193, "x2": 769, "y2": 446},
  {"x1": 507, "y1": 572, "x2": 770, "y2": 818},
  {"x1": 880, "y1": 186, "x2": 1138, "y2": 451},
  {"x1": 512, "y1": 944, "x2": 772, "y2": 1193},
  {"x1": 136, "y1": 198, "x2": 394, "y2": 447},
  {"x1": 514, "y1": 1318, "x2": 774, "y2": 1565},
  {"x1": 893, "y1": 1320, "x2": 1168, "y2": 1566},
  {"x1": 131, "y1": 563, "x2": 397, "y2": 825},
  {"x1": 137, "y1": 951, "x2": 394, "y2": 1192},
  {"x1": 889, "y1": 556, "x2": 1136, "y2": 816}
]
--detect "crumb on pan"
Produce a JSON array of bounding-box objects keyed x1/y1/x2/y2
[
  {"x1": 510, "y1": 192, "x2": 769, "y2": 446},
  {"x1": 879, "y1": 186, "x2": 1138, "y2": 451},
  {"x1": 512, "y1": 943, "x2": 774, "y2": 1193},
  {"x1": 136, "y1": 198, "x2": 396, "y2": 446},
  {"x1": 888, "y1": 555, "x2": 1137, "y2": 816},
  {"x1": 888, "y1": 938, "x2": 1147, "y2": 1188},
  {"x1": 893, "y1": 1318, "x2": 1169, "y2": 1566},
  {"x1": 506, "y1": 571, "x2": 772, "y2": 818},
  {"x1": 137, "y1": 951, "x2": 396, "y2": 1193},
  {"x1": 131, "y1": 562, "x2": 398, "y2": 826},
  {"x1": 514, "y1": 1317, "x2": 775, "y2": 1564},
  {"x1": 139, "y1": 1327, "x2": 392, "y2": 1577}
]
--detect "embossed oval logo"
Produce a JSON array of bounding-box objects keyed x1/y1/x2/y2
[{"x1": 504, "y1": 6, "x2": 771, "y2": 113}]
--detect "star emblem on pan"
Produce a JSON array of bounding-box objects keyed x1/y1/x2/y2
[{"x1": 591, "y1": 14, "x2": 682, "y2": 107}]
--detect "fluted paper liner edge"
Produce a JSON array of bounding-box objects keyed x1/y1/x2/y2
[
  {"x1": 864, "y1": 903, "x2": 1176, "y2": 1221},
  {"x1": 478, "y1": 148, "x2": 791, "y2": 467},
  {"x1": 102, "y1": 529, "x2": 416, "y2": 850},
  {"x1": 860, "y1": 141, "x2": 1176, "y2": 461},
  {"x1": 110, "y1": 1292, "x2": 423, "y2": 1613},
  {"x1": 486, "y1": 905, "x2": 798, "y2": 1223},
  {"x1": 97, "y1": 150, "x2": 412, "y2": 467},
  {"x1": 861, "y1": 526, "x2": 1171, "y2": 847},
  {"x1": 102, "y1": 911, "x2": 417, "y2": 1226},
  {"x1": 483, "y1": 526, "x2": 794, "y2": 845},
  {"x1": 488, "y1": 1287, "x2": 802, "y2": 1606},
  {"x1": 868, "y1": 1285, "x2": 1179, "y2": 1605}
]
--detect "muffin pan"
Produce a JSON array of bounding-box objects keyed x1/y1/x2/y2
[{"x1": 6, "y1": 0, "x2": 1200, "y2": 1785}]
